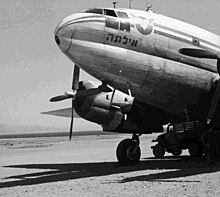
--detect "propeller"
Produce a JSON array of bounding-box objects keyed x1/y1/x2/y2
[
  {"x1": 50, "y1": 66, "x2": 112, "y2": 140},
  {"x1": 179, "y1": 48, "x2": 220, "y2": 74},
  {"x1": 50, "y1": 91, "x2": 76, "y2": 102},
  {"x1": 50, "y1": 64, "x2": 80, "y2": 140}
]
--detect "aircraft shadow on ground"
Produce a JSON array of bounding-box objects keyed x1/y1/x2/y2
[{"x1": 1, "y1": 156, "x2": 219, "y2": 188}]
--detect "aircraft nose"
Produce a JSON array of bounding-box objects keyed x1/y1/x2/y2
[{"x1": 54, "y1": 20, "x2": 74, "y2": 52}]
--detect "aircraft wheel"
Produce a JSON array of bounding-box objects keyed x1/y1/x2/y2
[
  {"x1": 116, "y1": 139, "x2": 141, "y2": 165},
  {"x1": 188, "y1": 142, "x2": 203, "y2": 157},
  {"x1": 152, "y1": 144, "x2": 165, "y2": 158},
  {"x1": 171, "y1": 148, "x2": 182, "y2": 156}
]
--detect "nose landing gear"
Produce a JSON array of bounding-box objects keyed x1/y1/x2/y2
[{"x1": 116, "y1": 134, "x2": 141, "y2": 165}]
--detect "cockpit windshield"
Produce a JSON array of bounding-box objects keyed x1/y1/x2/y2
[
  {"x1": 83, "y1": 8, "x2": 130, "y2": 32},
  {"x1": 104, "y1": 9, "x2": 117, "y2": 17},
  {"x1": 84, "y1": 8, "x2": 103, "y2": 15},
  {"x1": 83, "y1": 8, "x2": 128, "y2": 18}
]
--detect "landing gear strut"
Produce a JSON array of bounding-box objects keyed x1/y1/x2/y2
[{"x1": 116, "y1": 134, "x2": 141, "y2": 165}]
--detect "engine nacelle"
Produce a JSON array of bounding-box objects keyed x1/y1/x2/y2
[
  {"x1": 75, "y1": 82, "x2": 134, "y2": 131},
  {"x1": 74, "y1": 81, "x2": 181, "y2": 133}
]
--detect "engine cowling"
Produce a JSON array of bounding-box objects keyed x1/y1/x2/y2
[{"x1": 75, "y1": 82, "x2": 135, "y2": 131}]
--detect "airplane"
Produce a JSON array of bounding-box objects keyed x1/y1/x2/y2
[{"x1": 44, "y1": 6, "x2": 220, "y2": 165}]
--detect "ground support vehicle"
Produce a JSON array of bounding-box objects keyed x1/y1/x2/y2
[{"x1": 151, "y1": 121, "x2": 207, "y2": 158}]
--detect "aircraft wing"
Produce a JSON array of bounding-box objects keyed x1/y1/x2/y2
[{"x1": 41, "y1": 108, "x2": 80, "y2": 118}]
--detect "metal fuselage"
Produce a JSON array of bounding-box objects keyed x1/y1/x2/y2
[{"x1": 55, "y1": 8, "x2": 220, "y2": 122}]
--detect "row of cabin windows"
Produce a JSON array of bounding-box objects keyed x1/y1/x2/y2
[{"x1": 84, "y1": 8, "x2": 130, "y2": 32}]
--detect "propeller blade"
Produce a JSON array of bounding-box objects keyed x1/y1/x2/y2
[
  {"x1": 179, "y1": 48, "x2": 220, "y2": 59},
  {"x1": 50, "y1": 94, "x2": 72, "y2": 102},
  {"x1": 69, "y1": 99, "x2": 74, "y2": 140},
  {"x1": 72, "y1": 65, "x2": 80, "y2": 90},
  {"x1": 50, "y1": 91, "x2": 77, "y2": 102}
]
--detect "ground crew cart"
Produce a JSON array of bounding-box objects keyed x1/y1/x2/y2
[{"x1": 151, "y1": 121, "x2": 207, "y2": 158}]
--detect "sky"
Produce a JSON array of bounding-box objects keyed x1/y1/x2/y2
[{"x1": 0, "y1": 0, "x2": 220, "y2": 132}]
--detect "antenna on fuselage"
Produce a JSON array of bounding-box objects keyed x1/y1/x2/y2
[
  {"x1": 146, "y1": 2, "x2": 152, "y2": 11},
  {"x1": 113, "y1": 1, "x2": 118, "y2": 8}
]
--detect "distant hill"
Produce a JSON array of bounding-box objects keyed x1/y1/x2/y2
[{"x1": 0, "y1": 123, "x2": 67, "y2": 134}]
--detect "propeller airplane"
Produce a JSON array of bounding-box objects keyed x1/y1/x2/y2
[{"x1": 44, "y1": 6, "x2": 220, "y2": 165}]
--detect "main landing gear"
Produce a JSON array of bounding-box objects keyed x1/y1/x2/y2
[{"x1": 116, "y1": 134, "x2": 141, "y2": 165}]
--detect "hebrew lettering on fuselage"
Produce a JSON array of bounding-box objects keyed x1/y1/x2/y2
[
  {"x1": 106, "y1": 33, "x2": 114, "y2": 41},
  {"x1": 114, "y1": 35, "x2": 122, "y2": 43},
  {"x1": 106, "y1": 33, "x2": 138, "y2": 47}
]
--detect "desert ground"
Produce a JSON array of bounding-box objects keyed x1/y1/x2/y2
[{"x1": 0, "y1": 132, "x2": 220, "y2": 197}]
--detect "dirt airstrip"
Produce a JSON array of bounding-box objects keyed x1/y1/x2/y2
[{"x1": 0, "y1": 133, "x2": 220, "y2": 197}]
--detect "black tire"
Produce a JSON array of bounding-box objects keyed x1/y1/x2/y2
[
  {"x1": 152, "y1": 144, "x2": 165, "y2": 158},
  {"x1": 116, "y1": 139, "x2": 141, "y2": 165},
  {"x1": 188, "y1": 142, "x2": 203, "y2": 157},
  {"x1": 171, "y1": 148, "x2": 182, "y2": 156}
]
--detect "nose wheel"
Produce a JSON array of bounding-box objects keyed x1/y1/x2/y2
[{"x1": 116, "y1": 134, "x2": 141, "y2": 165}]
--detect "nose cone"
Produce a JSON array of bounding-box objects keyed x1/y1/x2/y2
[{"x1": 54, "y1": 18, "x2": 75, "y2": 52}]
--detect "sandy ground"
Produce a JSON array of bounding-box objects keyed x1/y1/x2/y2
[{"x1": 0, "y1": 133, "x2": 220, "y2": 197}]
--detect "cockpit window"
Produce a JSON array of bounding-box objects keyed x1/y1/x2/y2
[
  {"x1": 84, "y1": 8, "x2": 118, "y2": 17},
  {"x1": 84, "y1": 8, "x2": 103, "y2": 15},
  {"x1": 117, "y1": 11, "x2": 129, "y2": 19},
  {"x1": 104, "y1": 9, "x2": 117, "y2": 17}
]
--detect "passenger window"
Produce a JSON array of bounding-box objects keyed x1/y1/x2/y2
[{"x1": 104, "y1": 9, "x2": 117, "y2": 17}]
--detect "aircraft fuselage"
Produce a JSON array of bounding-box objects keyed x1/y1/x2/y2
[{"x1": 55, "y1": 8, "x2": 220, "y2": 120}]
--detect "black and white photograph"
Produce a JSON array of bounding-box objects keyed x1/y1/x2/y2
[{"x1": 1, "y1": 0, "x2": 220, "y2": 196}]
